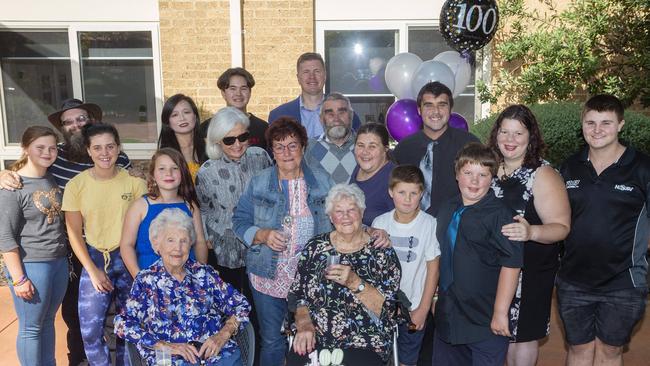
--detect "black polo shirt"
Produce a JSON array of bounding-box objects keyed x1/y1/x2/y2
[
  {"x1": 434, "y1": 191, "x2": 524, "y2": 345},
  {"x1": 393, "y1": 127, "x2": 479, "y2": 218},
  {"x1": 559, "y1": 146, "x2": 650, "y2": 291}
]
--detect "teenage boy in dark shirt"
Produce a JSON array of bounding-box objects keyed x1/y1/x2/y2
[
  {"x1": 433, "y1": 142, "x2": 523, "y2": 366},
  {"x1": 557, "y1": 94, "x2": 650, "y2": 366}
]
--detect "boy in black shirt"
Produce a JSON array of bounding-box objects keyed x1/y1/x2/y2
[
  {"x1": 558, "y1": 94, "x2": 650, "y2": 366},
  {"x1": 433, "y1": 142, "x2": 523, "y2": 366}
]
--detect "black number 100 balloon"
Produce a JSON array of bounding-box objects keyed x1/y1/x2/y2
[{"x1": 440, "y1": 0, "x2": 500, "y2": 52}]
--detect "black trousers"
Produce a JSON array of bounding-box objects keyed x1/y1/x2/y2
[{"x1": 61, "y1": 253, "x2": 87, "y2": 365}]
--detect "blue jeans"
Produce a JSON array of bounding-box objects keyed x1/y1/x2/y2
[
  {"x1": 250, "y1": 285, "x2": 288, "y2": 366},
  {"x1": 8, "y1": 257, "x2": 68, "y2": 366},
  {"x1": 78, "y1": 246, "x2": 132, "y2": 366}
]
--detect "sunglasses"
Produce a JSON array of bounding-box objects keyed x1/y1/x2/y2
[{"x1": 222, "y1": 132, "x2": 250, "y2": 146}]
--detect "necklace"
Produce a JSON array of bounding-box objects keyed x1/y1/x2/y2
[
  {"x1": 331, "y1": 231, "x2": 369, "y2": 253},
  {"x1": 499, "y1": 162, "x2": 521, "y2": 180}
]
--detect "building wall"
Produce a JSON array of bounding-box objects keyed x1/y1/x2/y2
[
  {"x1": 242, "y1": 0, "x2": 314, "y2": 121},
  {"x1": 159, "y1": 0, "x2": 232, "y2": 120}
]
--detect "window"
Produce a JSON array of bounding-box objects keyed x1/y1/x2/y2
[
  {"x1": 0, "y1": 26, "x2": 161, "y2": 150},
  {"x1": 79, "y1": 31, "x2": 157, "y2": 143},
  {"x1": 319, "y1": 22, "x2": 479, "y2": 126},
  {"x1": 0, "y1": 31, "x2": 72, "y2": 144},
  {"x1": 324, "y1": 30, "x2": 396, "y2": 124}
]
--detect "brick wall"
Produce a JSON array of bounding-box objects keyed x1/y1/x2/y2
[
  {"x1": 159, "y1": 0, "x2": 232, "y2": 121},
  {"x1": 242, "y1": 0, "x2": 314, "y2": 121}
]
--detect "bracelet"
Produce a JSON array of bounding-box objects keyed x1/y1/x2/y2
[{"x1": 12, "y1": 274, "x2": 27, "y2": 287}]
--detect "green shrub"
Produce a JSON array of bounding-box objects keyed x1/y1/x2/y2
[{"x1": 471, "y1": 102, "x2": 650, "y2": 166}]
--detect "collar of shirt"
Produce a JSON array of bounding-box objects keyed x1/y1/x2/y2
[
  {"x1": 317, "y1": 131, "x2": 355, "y2": 146},
  {"x1": 299, "y1": 94, "x2": 324, "y2": 112},
  {"x1": 150, "y1": 258, "x2": 198, "y2": 285}
]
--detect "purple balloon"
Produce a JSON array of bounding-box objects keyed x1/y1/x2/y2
[
  {"x1": 449, "y1": 112, "x2": 469, "y2": 131},
  {"x1": 386, "y1": 99, "x2": 423, "y2": 141}
]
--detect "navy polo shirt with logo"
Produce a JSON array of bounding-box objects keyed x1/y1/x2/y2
[{"x1": 559, "y1": 146, "x2": 650, "y2": 291}]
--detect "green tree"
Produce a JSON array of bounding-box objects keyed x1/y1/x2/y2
[{"x1": 478, "y1": 0, "x2": 650, "y2": 107}]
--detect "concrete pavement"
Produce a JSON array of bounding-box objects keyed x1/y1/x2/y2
[{"x1": 0, "y1": 286, "x2": 648, "y2": 365}]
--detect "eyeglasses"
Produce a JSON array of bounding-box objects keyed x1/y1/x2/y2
[
  {"x1": 62, "y1": 114, "x2": 90, "y2": 127},
  {"x1": 222, "y1": 132, "x2": 250, "y2": 146},
  {"x1": 272, "y1": 142, "x2": 301, "y2": 153}
]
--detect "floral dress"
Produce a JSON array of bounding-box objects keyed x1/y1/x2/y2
[
  {"x1": 114, "y1": 259, "x2": 250, "y2": 366},
  {"x1": 288, "y1": 232, "x2": 401, "y2": 361},
  {"x1": 491, "y1": 160, "x2": 560, "y2": 342}
]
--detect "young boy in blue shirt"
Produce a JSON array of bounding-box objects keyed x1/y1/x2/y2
[
  {"x1": 432, "y1": 142, "x2": 523, "y2": 366},
  {"x1": 371, "y1": 165, "x2": 440, "y2": 366}
]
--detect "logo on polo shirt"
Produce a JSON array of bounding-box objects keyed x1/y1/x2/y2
[
  {"x1": 614, "y1": 184, "x2": 634, "y2": 192},
  {"x1": 566, "y1": 180, "x2": 580, "y2": 189},
  {"x1": 121, "y1": 193, "x2": 134, "y2": 201}
]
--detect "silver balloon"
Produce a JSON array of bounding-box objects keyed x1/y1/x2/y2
[
  {"x1": 433, "y1": 51, "x2": 472, "y2": 97},
  {"x1": 384, "y1": 52, "x2": 423, "y2": 100},
  {"x1": 411, "y1": 60, "x2": 456, "y2": 99}
]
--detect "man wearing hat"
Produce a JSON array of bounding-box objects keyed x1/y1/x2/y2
[{"x1": 0, "y1": 98, "x2": 133, "y2": 366}]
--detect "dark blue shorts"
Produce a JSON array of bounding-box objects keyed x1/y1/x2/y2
[
  {"x1": 432, "y1": 331, "x2": 508, "y2": 366},
  {"x1": 556, "y1": 277, "x2": 648, "y2": 347},
  {"x1": 397, "y1": 323, "x2": 426, "y2": 365}
]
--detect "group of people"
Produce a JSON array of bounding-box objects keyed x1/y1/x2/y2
[{"x1": 0, "y1": 49, "x2": 646, "y2": 366}]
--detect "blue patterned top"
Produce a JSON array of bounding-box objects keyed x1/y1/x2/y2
[{"x1": 114, "y1": 259, "x2": 250, "y2": 365}]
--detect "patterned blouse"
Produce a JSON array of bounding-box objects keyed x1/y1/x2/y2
[
  {"x1": 289, "y1": 232, "x2": 401, "y2": 361},
  {"x1": 114, "y1": 259, "x2": 250, "y2": 365},
  {"x1": 249, "y1": 177, "x2": 314, "y2": 298},
  {"x1": 196, "y1": 147, "x2": 272, "y2": 268}
]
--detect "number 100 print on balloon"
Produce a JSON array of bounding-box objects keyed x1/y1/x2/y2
[{"x1": 440, "y1": 0, "x2": 500, "y2": 53}]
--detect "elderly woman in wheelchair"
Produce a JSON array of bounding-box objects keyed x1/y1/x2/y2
[{"x1": 114, "y1": 208, "x2": 250, "y2": 366}]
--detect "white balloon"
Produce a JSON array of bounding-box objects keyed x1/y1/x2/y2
[
  {"x1": 385, "y1": 52, "x2": 423, "y2": 100},
  {"x1": 434, "y1": 51, "x2": 472, "y2": 97},
  {"x1": 411, "y1": 60, "x2": 456, "y2": 99}
]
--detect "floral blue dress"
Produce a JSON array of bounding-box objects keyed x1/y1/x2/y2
[
  {"x1": 114, "y1": 259, "x2": 250, "y2": 365},
  {"x1": 288, "y1": 232, "x2": 401, "y2": 361}
]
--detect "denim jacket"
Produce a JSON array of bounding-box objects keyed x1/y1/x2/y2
[{"x1": 233, "y1": 162, "x2": 333, "y2": 279}]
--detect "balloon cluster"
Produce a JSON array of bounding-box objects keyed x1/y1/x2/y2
[
  {"x1": 383, "y1": 0, "x2": 499, "y2": 141},
  {"x1": 384, "y1": 51, "x2": 472, "y2": 141}
]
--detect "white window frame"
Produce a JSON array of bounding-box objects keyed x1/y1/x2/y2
[
  {"x1": 0, "y1": 21, "x2": 163, "y2": 166},
  {"x1": 316, "y1": 19, "x2": 488, "y2": 122}
]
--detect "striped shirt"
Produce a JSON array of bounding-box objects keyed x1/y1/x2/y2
[{"x1": 49, "y1": 144, "x2": 131, "y2": 191}]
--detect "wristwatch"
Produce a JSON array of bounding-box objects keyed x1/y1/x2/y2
[{"x1": 352, "y1": 280, "x2": 366, "y2": 294}]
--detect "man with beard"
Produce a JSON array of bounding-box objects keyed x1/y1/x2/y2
[
  {"x1": 304, "y1": 92, "x2": 357, "y2": 184},
  {"x1": 0, "y1": 99, "x2": 132, "y2": 366}
]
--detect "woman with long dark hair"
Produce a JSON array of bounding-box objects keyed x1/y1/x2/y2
[
  {"x1": 62, "y1": 123, "x2": 147, "y2": 365},
  {"x1": 119, "y1": 147, "x2": 208, "y2": 277},
  {"x1": 488, "y1": 105, "x2": 570, "y2": 366},
  {"x1": 159, "y1": 93, "x2": 208, "y2": 180},
  {"x1": 349, "y1": 122, "x2": 395, "y2": 226}
]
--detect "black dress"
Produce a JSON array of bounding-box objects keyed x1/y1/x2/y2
[{"x1": 491, "y1": 161, "x2": 560, "y2": 342}]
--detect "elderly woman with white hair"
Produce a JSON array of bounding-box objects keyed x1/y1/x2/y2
[
  {"x1": 195, "y1": 106, "x2": 271, "y2": 294},
  {"x1": 286, "y1": 183, "x2": 401, "y2": 366},
  {"x1": 115, "y1": 208, "x2": 250, "y2": 366}
]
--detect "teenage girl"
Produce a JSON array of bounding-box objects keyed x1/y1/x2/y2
[
  {"x1": 0, "y1": 126, "x2": 68, "y2": 366},
  {"x1": 120, "y1": 147, "x2": 208, "y2": 278}
]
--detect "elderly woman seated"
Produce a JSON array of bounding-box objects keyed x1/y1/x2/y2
[
  {"x1": 286, "y1": 183, "x2": 401, "y2": 366},
  {"x1": 115, "y1": 208, "x2": 250, "y2": 366}
]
